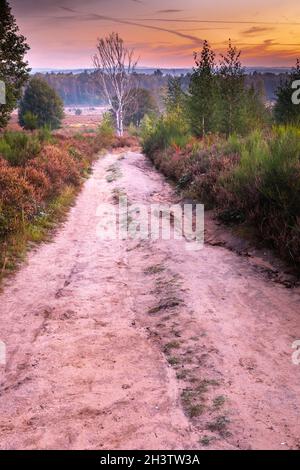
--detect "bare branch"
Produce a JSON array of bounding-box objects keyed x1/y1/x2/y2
[{"x1": 93, "y1": 32, "x2": 139, "y2": 136}]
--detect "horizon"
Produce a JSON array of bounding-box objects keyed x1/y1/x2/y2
[{"x1": 10, "y1": 0, "x2": 300, "y2": 69}]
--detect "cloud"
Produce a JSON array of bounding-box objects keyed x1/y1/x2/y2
[
  {"x1": 47, "y1": 7, "x2": 204, "y2": 46},
  {"x1": 131, "y1": 17, "x2": 300, "y2": 26},
  {"x1": 242, "y1": 26, "x2": 275, "y2": 36},
  {"x1": 156, "y1": 10, "x2": 184, "y2": 14},
  {"x1": 60, "y1": 6, "x2": 77, "y2": 13}
]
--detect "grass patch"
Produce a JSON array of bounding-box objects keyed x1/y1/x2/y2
[
  {"x1": 106, "y1": 163, "x2": 122, "y2": 183},
  {"x1": 176, "y1": 369, "x2": 189, "y2": 380},
  {"x1": 207, "y1": 415, "x2": 231, "y2": 436},
  {"x1": 163, "y1": 340, "x2": 181, "y2": 354},
  {"x1": 148, "y1": 297, "x2": 183, "y2": 314},
  {"x1": 112, "y1": 187, "x2": 127, "y2": 204},
  {"x1": 144, "y1": 264, "x2": 165, "y2": 275},
  {"x1": 167, "y1": 356, "x2": 180, "y2": 366},
  {"x1": 181, "y1": 388, "x2": 205, "y2": 418},
  {"x1": 213, "y1": 395, "x2": 226, "y2": 409},
  {"x1": 200, "y1": 435, "x2": 216, "y2": 447}
]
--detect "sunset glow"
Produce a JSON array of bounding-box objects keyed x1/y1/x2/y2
[{"x1": 10, "y1": 0, "x2": 300, "y2": 69}]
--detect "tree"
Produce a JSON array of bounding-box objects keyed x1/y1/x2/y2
[
  {"x1": 0, "y1": 0, "x2": 30, "y2": 128},
  {"x1": 164, "y1": 76, "x2": 185, "y2": 113},
  {"x1": 274, "y1": 59, "x2": 300, "y2": 125},
  {"x1": 124, "y1": 88, "x2": 158, "y2": 127},
  {"x1": 19, "y1": 77, "x2": 64, "y2": 130},
  {"x1": 93, "y1": 32, "x2": 138, "y2": 136},
  {"x1": 218, "y1": 40, "x2": 246, "y2": 135},
  {"x1": 188, "y1": 40, "x2": 218, "y2": 137}
]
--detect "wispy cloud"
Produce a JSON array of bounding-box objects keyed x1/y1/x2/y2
[
  {"x1": 156, "y1": 10, "x2": 184, "y2": 14},
  {"x1": 242, "y1": 26, "x2": 275, "y2": 36},
  {"x1": 131, "y1": 17, "x2": 300, "y2": 26},
  {"x1": 56, "y1": 7, "x2": 203, "y2": 46}
]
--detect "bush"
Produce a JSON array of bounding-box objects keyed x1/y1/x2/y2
[
  {"x1": 218, "y1": 127, "x2": 300, "y2": 262},
  {"x1": 0, "y1": 158, "x2": 36, "y2": 237},
  {"x1": 142, "y1": 112, "x2": 190, "y2": 156},
  {"x1": 97, "y1": 112, "x2": 115, "y2": 147},
  {"x1": 29, "y1": 145, "x2": 81, "y2": 196},
  {"x1": 22, "y1": 111, "x2": 39, "y2": 130},
  {"x1": 19, "y1": 77, "x2": 64, "y2": 130},
  {"x1": 145, "y1": 125, "x2": 300, "y2": 264},
  {"x1": 0, "y1": 131, "x2": 41, "y2": 166}
]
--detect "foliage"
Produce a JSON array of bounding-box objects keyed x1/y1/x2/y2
[
  {"x1": 187, "y1": 40, "x2": 269, "y2": 137},
  {"x1": 0, "y1": 130, "x2": 107, "y2": 252},
  {"x1": 124, "y1": 88, "x2": 158, "y2": 126},
  {"x1": 274, "y1": 59, "x2": 300, "y2": 125},
  {"x1": 218, "y1": 41, "x2": 247, "y2": 135},
  {"x1": 144, "y1": 126, "x2": 300, "y2": 265},
  {"x1": 19, "y1": 77, "x2": 64, "y2": 130},
  {"x1": 142, "y1": 112, "x2": 190, "y2": 156},
  {"x1": 0, "y1": 0, "x2": 30, "y2": 128},
  {"x1": 21, "y1": 111, "x2": 39, "y2": 130},
  {"x1": 97, "y1": 112, "x2": 115, "y2": 146},
  {"x1": 0, "y1": 158, "x2": 35, "y2": 237},
  {"x1": 0, "y1": 131, "x2": 41, "y2": 166},
  {"x1": 164, "y1": 76, "x2": 186, "y2": 113},
  {"x1": 188, "y1": 40, "x2": 218, "y2": 137}
]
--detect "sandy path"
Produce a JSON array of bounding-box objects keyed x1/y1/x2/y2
[{"x1": 0, "y1": 150, "x2": 299, "y2": 450}]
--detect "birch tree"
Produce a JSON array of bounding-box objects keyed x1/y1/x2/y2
[{"x1": 93, "y1": 32, "x2": 138, "y2": 136}]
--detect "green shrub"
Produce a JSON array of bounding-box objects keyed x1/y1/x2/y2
[
  {"x1": 219, "y1": 127, "x2": 300, "y2": 262},
  {"x1": 142, "y1": 112, "x2": 190, "y2": 156},
  {"x1": 0, "y1": 131, "x2": 41, "y2": 166},
  {"x1": 97, "y1": 112, "x2": 115, "y2": 147},
  {"x1": 19, "y1": 77, "x2": 64, "y2": 130},
  {"x1": 22, "y1": 111, "x2": 39, "y2": 130},
  {"x1": 145, "y1": 124, "x2": 300, "y2": 264}
]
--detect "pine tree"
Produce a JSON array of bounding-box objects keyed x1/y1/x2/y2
[
  {"x1": 188, "y1": 40, "x2": 218, "y2": 137},
  {"x1": 218, "y1": 40, "x2": 246, "y2": 135},
  {"x1": 0, "y1": 0, "x2": 30, "y2": 128},
  {"x1": 164, "y1": 76, "x2": 185, "y2": 113},
  {"x1": 19, "y1": 77, "x2": 64, "y2": 130},
  {"x1": 274, "y1": 59, "x2": 300, "y2": 125}
]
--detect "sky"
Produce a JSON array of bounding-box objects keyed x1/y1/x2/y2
[{"x1": 9, "y1": 0, "x2": 300, "y2": 69}]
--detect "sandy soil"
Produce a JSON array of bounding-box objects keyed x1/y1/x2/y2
[{"x1": 0, "y1": 150, "x2": 299, "y2": 450}]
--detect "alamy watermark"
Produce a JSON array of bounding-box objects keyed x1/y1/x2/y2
[
  {"x1": 96, "y1": 197, "x2": 204, "y2": 251},
  {"x1": 291, "y1": 80, "x2": 300, "y2": 105},
  {"x1": 0, "y1": 80, "x2": 6, "y2": 105},
  {"x1": 292, "y1": 340, "x2": 300, "y2": 365}
]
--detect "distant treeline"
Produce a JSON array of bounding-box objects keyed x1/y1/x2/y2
[{"x1": 35, "y1": 70, "x2": 287, "y2": 107}]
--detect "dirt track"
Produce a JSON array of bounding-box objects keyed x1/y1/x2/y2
[{"x1": 0, "y1": 151, "x2": 299, "y2": 450}]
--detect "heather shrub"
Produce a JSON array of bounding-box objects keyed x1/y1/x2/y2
[
  {"x1": 144, "y1": 123, "x2": 300, "y2": 264},
  {"x1": 209, "y1": 127, "x2": 300, "y2": 262},
  {"x1": 30, "y1": 145, "x2": 81, "y2": 195},
  {"x1": 0, "y1": 129, "x2": 107, "y2": 278},
  {"x1": 0, "y1": 158, "x2": 36, "y2": 237},
  {"x1": 23, "y1": 166, "x2": 51, "y2": 202}
]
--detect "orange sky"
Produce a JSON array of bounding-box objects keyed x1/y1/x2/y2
[{"x1": 10, "y1": 0, "x2": 300, "y2": 68}]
